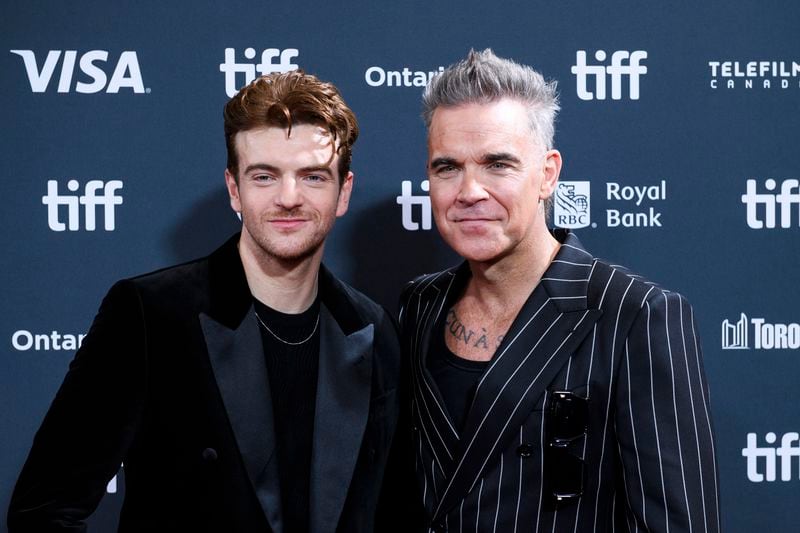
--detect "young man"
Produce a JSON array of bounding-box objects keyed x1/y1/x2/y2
[
  {"x1": 398, "y1": 49, "x2": 719, "y2": 532},
  {"x1": 8, "y1": 71, "x2": 400, "y2": 533}
]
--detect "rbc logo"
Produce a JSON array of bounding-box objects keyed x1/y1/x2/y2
[
  {"x1": 571, "y1": 50, "x2": 647, "y2": 100},
  {"x1": 220, "y1": 48, "x2": 299, "y2": 97},
  {"x1": 9, "y1": 50, "x2": 145, "y2": 93},
  {"x1": 554, "y1": 181, "x2": 591, "y2": 229},
  {"x1": 42, "y1": 180, "x2": 124, "y2": 231}
]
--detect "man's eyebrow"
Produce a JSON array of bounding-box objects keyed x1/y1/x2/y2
[
  {"x1": 429, "y1": 157, "x2": 459, "y2": 168},
  {"x1": 243, "y1": 163, "x2": 280, "y2": 174},
  {"x1": 242, "y1": 164, "x2": 333, "y2": 176},
  {"x1": 298, "y1": 165, "x2": 333, "y2": 175},
  {"x1": 481, "y1": 152, "x2": 521, "y2": 164}
]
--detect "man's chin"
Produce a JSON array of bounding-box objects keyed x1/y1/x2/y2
[
  {"x1": 443, "y1": 236, "x2": 502, "y2": 263},
  {"x1": 258, "y1": 240, "x2": 325, "y2": 264}
]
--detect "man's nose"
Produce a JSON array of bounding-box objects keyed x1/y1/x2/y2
[
  {"x1": 275, "y1": 178, "x2": 303, "y2": 209},
  {"x1": 456, "y1": 170, "x2": 490, "y2": 205}
]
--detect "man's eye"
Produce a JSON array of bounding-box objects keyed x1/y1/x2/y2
[
  {"x1": 254, "y1": 174, "x2": 275, "y2": 182},
  {"x1": 489, "y1": 162, "x2": 509, "y2": 170},
  {"x1": 304, "y1": 174, "x2": 324, "y2": 182}
]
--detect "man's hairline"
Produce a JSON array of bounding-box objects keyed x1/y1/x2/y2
[{"x1": 425, "y1": 98, "x2": 553, "y2": 150}]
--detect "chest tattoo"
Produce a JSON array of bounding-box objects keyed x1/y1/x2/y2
[{"x1": 445, "y1": 308, "x2": 505, "y2": 351}]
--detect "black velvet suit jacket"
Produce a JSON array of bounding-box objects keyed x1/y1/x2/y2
[
  {"x1": 8, "y1": 234, "x2": 400, "y2": 533},
  {"x1": 396, "y1": 231, "x2": 720, "y2": 532}
]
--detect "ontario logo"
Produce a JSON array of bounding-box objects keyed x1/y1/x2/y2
[{"x1": 553, "y1": 181, "x2": 591, "y2": 229}]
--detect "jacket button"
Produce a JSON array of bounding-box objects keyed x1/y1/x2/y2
[
  {"x1": 517, "y1": 444, "x2": 534, "y2": 458},
  {"x1": 202, "y1": 447, "x2": 218, "y2": 461},
  {"x1": 432, "y1": 522, "x2": 446, "y2": 532}
]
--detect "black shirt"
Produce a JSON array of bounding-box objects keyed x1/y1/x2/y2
[
  {"x1": 254, "y1": 297, "x2": 321, "y2": 533},
  {"x1": 427, "y1": 311, "x2": 490, "y2": 434}
]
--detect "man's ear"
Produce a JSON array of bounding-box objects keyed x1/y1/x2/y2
[
  {"x1": 225, "y1": 168, "x2": 242, "y2": 214},
  {"x1": 336, "y1": 171, "x2": 354, "y2": 217},
  {"x1": 539, "y1": 149, "x2": 562, "y2": 200}
]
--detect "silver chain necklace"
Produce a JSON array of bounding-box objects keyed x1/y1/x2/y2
[{"x1": 254, "y1": 311, "x2": 320, "y2": 346}]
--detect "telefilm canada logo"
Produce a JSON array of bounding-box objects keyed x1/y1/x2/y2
[
  {"x1": 721, "y1": 313, "x2": 800, "y2": 350},
  {"x1": 709, "y1": 60, "x2": 800, "y2": 90},
  {"x1": 42, "y1": 179, "x2": 124, "y2": 231},
  {"x1": 220, "y1": 47, "x2": 299, "y2": 97},
  {"x1": 9, "y1": 50, "x2": 147, "y2": 93},
  {"x1": 741, "y1": 178, "x2": 800, "y2": 229},
  {"x1": 571, "y1": 50, "x2": 647, "y2": 101}
]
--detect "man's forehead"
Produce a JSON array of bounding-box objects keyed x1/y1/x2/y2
[
  {"x1": 430, "y1": 101, "x2": 531, "y2": 136},
  {"x1": 236, "y1": 123, "x2": 335, "y2": 147},
  {"x1": 428, "y1": 102, "x2": 538, "y2": 155},
  {"x1": 234, "y1": 124, "x2": 341, "y2": 174}
]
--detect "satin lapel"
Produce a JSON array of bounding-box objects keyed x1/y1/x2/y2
[
  {"x1": 431, "y1": 232, "x2": 602, "y2": 521},
  {"x1": 200, "y1": 309, "x2": 283, "y2": 533},
  {"x1": 408, "y1": 270, "x2": 463, "y2": 486},
  {"x1": 308, "y1": 305, "x2": 373, "y2": 533}
]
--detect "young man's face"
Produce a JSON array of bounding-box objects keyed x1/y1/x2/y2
[
  {"x1": 225, "y1": 124, "x2": 352, "y2": 264},
  {"x1": 427, "y1": 99, "x2": 560, "y2": 264}
]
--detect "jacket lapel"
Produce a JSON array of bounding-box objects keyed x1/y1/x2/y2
[
  {"x1": 199, "y1": 234, "x2": 283, "y2": 532},
  {"x1": 308, "y1": 305, "x2": 374, "y2": 533},
  {"x1": 407, "y1": 269, "x2": 464, "y2": 486},
  {"x1": 200, "y1": 309, "x2": 284, "y2": 532},
  {"x1": 431, "y1": 232, "x2": 602, "y2": 521}
]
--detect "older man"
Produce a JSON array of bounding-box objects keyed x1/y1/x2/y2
[{"x1": 398, "y1": 49, "x2": 719, "y2": 532}]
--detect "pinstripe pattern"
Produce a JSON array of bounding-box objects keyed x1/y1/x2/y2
[{"x1": 398, "y1": 231, "x2": 719, "y2": 533}]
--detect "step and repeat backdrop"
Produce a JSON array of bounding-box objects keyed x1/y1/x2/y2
[{"x1": 2, "y1": 1, "x2": 798, "y2": 531}]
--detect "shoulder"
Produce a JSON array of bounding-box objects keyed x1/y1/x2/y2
[
  {"x1": 400, "y1": 266, "x2": 461, "y2": 305},
  {"x1": 398, "y1": 265, "x2": 462, "y2": 332},
  {"x1": 116, "y1": 255, "x2": 211, "y2": 305},
  {"x1": 587, "y1": 257, "x2": 693, "y2": 322},
  {"x1": 104, "y1": 236, "x2": 242, "y2": 317}
]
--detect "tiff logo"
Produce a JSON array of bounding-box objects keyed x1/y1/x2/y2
[
  {"x1": 10, "y1": 50, "x2": 145, "y2": 93},
  {"x1": 220, "y1": 48, "x2": 299, "y2": 97},
  {"x1": 722, "y1": 313, "x2": 749, "y2": 349},
  {"x1": 572, "y1": 50, "x2": 647, "y2": 100},
  {"x1": 42, "y1": 180, "x2": 123, "y2": 231},
  {"x1": 743, "y1": 432, "x2": 800, "y2": 482},
  {"x1": 742, "y1": 178, "x2": 800, "y2": 229},
  {"x1": 397, "y1": 180, "x2": 431, "y2": 231}
]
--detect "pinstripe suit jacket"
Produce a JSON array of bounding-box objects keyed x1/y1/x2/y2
[{"x1": 397, "y1": 231, "x2": 720, "y2": 533}]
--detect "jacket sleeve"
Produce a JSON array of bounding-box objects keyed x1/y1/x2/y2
[
  {"x1": 7, "y1": 280, "x2": 148, "y2": 533},
  {"x1": 614, "y1": 290, "x2": 720, "y2": 533}
]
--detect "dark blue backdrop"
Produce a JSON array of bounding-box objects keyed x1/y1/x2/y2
[{"x1": 3, "y1": 1, "x2": 799, "y2": 531}]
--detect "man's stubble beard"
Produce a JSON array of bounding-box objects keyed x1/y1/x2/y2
[{"x1": 242, "y1": 208, "x2": 333, "y2": 264}]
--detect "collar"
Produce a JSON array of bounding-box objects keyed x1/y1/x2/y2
[{"x1": 206, "y1": 233, "x2": 368, "y2": 334}]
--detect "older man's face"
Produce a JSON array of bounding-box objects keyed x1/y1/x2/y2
[{"x1": 427, "y1": 99, "x2": 560, "y2": 264}]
